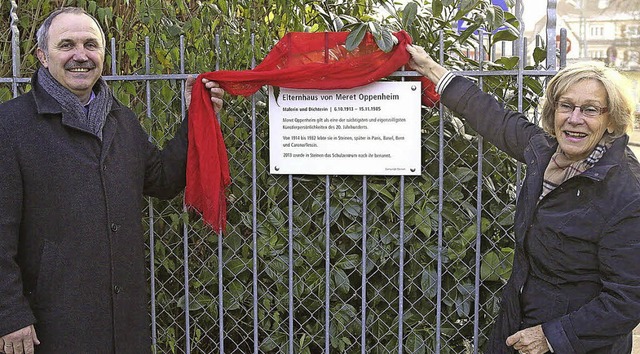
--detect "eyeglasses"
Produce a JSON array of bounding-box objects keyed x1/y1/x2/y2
[{"x1": 555, "y1": 101, "x2": 608, "y2": 118}]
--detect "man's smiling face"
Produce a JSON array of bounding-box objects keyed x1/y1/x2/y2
[{"x1": 37, "y1": 12, "x2": 105, "y2": 104}]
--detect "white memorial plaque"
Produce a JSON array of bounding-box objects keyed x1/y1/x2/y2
[{"x1": 269, "y1": 81, "x2": 421, "y2": 175}]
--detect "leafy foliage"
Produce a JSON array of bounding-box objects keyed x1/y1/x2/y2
[{"x1": 1, "y1": 0, "x2": 549, "y2": 352}]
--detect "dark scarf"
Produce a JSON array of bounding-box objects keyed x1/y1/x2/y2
[{"x1": 37, "y1": 66, "x2": 112, "y2": 140}]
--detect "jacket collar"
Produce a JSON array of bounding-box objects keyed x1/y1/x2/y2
[
  {"x1": 31, "y1": 70, "x2": 65, "y2": 116},
  {"x1": 580, "y1": 134, "x2": 629, "y2": 181}
]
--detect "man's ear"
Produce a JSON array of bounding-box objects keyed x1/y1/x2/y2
[{"x1": 36, "y1": 48, "x2": 48, "y2": 67}]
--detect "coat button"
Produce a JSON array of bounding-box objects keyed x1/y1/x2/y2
[
  {"x1": 110, "y1": 223, "x2": 120, "y2": 232},
  {"x1": 114, "y1": 285, "x2": 122, "y2": 294}
]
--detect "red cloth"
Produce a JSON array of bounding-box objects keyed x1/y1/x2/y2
[{"x1": 186, "y1": 31, "x2": 439, "y2": 232}]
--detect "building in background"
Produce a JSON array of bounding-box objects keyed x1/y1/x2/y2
[
  {"x1": 524, "y1": 0, "x2": 639, "y2": 118},
  {"x1": 559, "y1": 0, "x2": 640, "y2": 69},
  {"x1": 524, "y1": 0, "x2": 640, "y2": 67}
]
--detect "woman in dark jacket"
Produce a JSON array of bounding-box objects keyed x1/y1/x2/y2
[{"x1": 407, "y1": 45, "x2": 640, "y2": 354}]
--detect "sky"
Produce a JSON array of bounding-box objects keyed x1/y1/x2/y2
[{"x1": 521, "y1": 0, "x2": 548, "y2": 31}]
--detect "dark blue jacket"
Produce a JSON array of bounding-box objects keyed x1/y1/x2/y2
[
  {"x1": 442, "y1": 76, "x2": 640, "y2": 353},
  {"x1": 0, "y1": 72, "x2": 188, "y2": 353}
]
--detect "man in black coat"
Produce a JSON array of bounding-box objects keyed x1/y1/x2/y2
[{"x1": 0, "y1": 7, "x2": 223, "y2": 353}]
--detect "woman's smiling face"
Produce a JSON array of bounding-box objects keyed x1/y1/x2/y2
[{"x1": 554, "y1": 79, "x2": 613, "y2": 161}]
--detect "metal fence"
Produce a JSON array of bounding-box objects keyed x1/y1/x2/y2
[{"x1": 2, "y1": 1, "x2": 566, "y2": 353}]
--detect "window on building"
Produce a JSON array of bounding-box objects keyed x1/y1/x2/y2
[
  {"x1": 590, "y1": 26, "x2": 604, "y2": 37},
  {"x1": 589, "y1": 50, "x2": 605, "y2": 59},
  {"x1": 626, "y1": 25, "x2": 640, "y2": 38}
]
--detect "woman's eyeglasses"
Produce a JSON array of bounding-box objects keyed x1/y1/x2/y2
[{"x1": 555, "y1": 101, "x2": 608, "y2": 117}]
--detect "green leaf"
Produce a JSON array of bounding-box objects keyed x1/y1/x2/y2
[
  {"x1": 343, "y1": 200, "x2": 362, "y2": 219},
  {"x1": 369, "y1": 183, "x2": 394, "y2": 201},
  {"x1": 454, "y1": 166, "x2": 475, "y2": 183},
  {"x1": 533, "y1": 47, "x2": 547, "y2": 64},
  {"x1": 414, "y1": 209, "x2": 432, "y2": 237},
  {"x1": 376, "y1": 27, "x2": 396, "y2": 52},
  {"x1": 495, "y1": 56, "x2": 520, "y2": 69},
  {"x1": 455, "y1": 282, "x2": 475, "y2": 317},
  {"x1": 88, "y1": 1, "x2": 97, "y2": 13},
  {"x1": 490, "y1": 5, "x2": 506, "y2": 30},
  {"x1": 226, "y1": 258, "x2": 248, "y2": 276},
  {"x1": 402, "y1": 2, "x2": 418, "y2": 29},
  {"x1": 267, "y1": 207, "x2": 286, "y2": 227},
  {"x1": 191, "y1": 17, "x2": 202, "y2": 34},
  {"x1": 405, "y1": 332, "x2": 426, "y2": 354},
  {"x1": 333, "y1": 268, "x2": 350, "y2": 294},
  {"x1": 176, "y1": 294, "x2": 214, "y2": 312},
  {"x1": 225, "y1": 280, "x2": 246, "y2": 311},
  {"x1": 264, "y1": 255, "x2": 288, "y2": 281},
  {"x1": 346, "y1": 23, "x2": 367, "y2": 51},
  {"x1": 336, "y1": 254, "x2": 361, "y2": 270},
  {"x1": 333, "y1": 15, "x2": 344, "y2": 31},
  {"x1": 492, "y1": 28, "x2": 519, "y2": 42},
  {"x1": 481, "y1": 248, "x2": 514, "y2": 282},
  {"x1": 459, "y1": 0, "x2": 476, "y2": 12},
  {"x1": 368, "y1": 21, "x2": 381, "y2": 38},
  {"x1": 420, "y1": 268, "x2": 438, "y2": 298},
  {"x1": 458, "y1": 23, "x2": 481, "y2": 44},
  {"x1": 432, "y1": 0, "x2": 443, "y2": 17}
]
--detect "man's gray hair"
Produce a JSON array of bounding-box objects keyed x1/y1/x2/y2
[{"x1": 36, "y1": 7, "x2": 106, "y2": 53}]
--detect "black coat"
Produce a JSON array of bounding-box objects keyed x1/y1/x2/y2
[
  {"x1": 442, "y1": 77, "x2": 640, "y2": 353},
  {"x1": 0, "y1": 74, "x2": 188, "y2": 353}
]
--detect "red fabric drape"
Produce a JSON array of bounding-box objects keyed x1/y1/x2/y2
[{"x1": 186, "y1": 31, "x2": 439, "y2": 232}]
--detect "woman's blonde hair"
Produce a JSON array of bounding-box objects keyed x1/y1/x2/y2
[{"x1": 540, "y1": 61, "x2": 635, "y2": 137}]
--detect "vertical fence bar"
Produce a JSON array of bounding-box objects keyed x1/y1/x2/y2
[
  {"x1": 111, "y1": 38, "x2": 116, "y2": 76},
  {"x1": 559, "y1": 28, "x2": 568, "y2": 69},
  {"x1": 250, "y1": 33, "x2": 260, "y2": 354},
  {"x1": 289, "y1": 175, "x2": 295, "y2": 354},
  {"x1": 10, "y1": 0, "x2": 20, "y2": 97},
  {"x1": 516, "y1": 0, "x2": 526, "y2": 193},
  {"x1": 398, "y1": 175, "x2": 406, "y2": 353},
  {"x1": 361, "y1": 176, "x2": 368, "y2": 354},
  {"x1": 435, "y1": 32, "x2": 445, "y2": 353},
  {"x1": 397, "y1": 68, "x2": 407, "y2": 354},
  {"x1": 215, "y1": 33, "x2": 225, "y2": 354},
  {"x1": 516, "y1": 36, "x2": 526, "y2": 193},
  {"x1": 472, "y1": 30, "x2": 486, "y2": 354},
  {"x1": 179, "y1": 35, "x2": 192, "y2": 354},
  {"x1": 324, "y1": 33, "x2": 332, "y2": 354},
  {"x1": 546, "y1": 0, "x2": 558, "y2": 69},
  {"x1": 325, "y1": 174, "x2": 331, "y2": 353},
  {"x1": 143, "y1": 36, "x2": 158, "y2": 352},
  {"x1": 523, "y1": 38, "x2": 528, "y2": 69}
]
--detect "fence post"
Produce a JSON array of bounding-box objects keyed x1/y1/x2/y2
[
  {"x1": 10, "y1": 0, "x2": 21, "y2": 97},
  {"x1": 546, "y1": 0, "x2": 558, "y2": 69}
]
